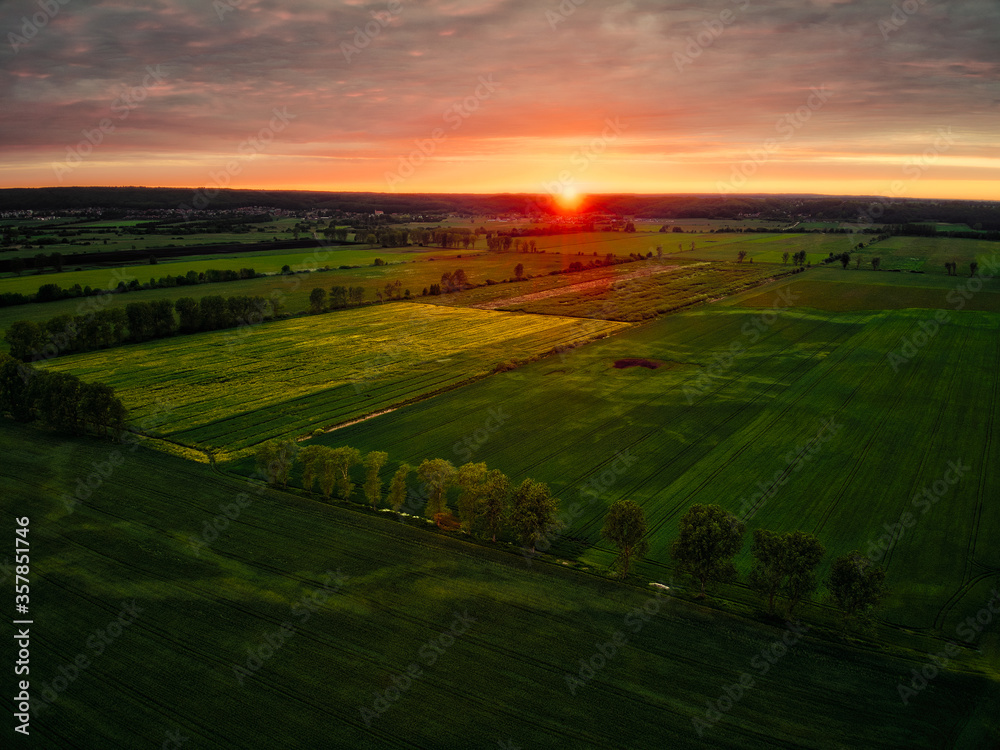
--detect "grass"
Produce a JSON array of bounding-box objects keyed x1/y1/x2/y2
[
  {"x1": 847, "y1": 236, "x2": 1000, "y2": 273},
  {"x1": 2, "y1": 420, "x2": 996, "y2": 749},
  {"x1": 295, "y1": 289, "x2": 1000, "y2": 639},
  {"x1": 735, "y1": 265, "x2": 1000, "y2": 313},
  {"x1": 42, "y1": 303, "x2": 628, "y2": 457}
]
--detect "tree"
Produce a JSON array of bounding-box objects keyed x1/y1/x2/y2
[
  {"x1": 670, "y1": 504, "x2": 744, "y2": 597},
  {"x1": 455, "y1": 461, "x2": 488, "y2": 533},
  {"x1": 782, "y1": 251, "x2": 790, "y2": 265},
  {"x1": 255, "y1": 440, "x2": 297, "y2": 487},
  {"x1": 175, "y1": 297, "x2": 201, "y2": 333},
  {"x1": 839, "y1": 252, "x2": 851, "y2": 269},
  {"x1": 125, "y1": 301, "x2": 153, "y2": 342},
  {"x1": 784, "y1": 532, "x2": 826, "y2": 614},
  {"x1": 509, "y1": 478, "x2": 560, "y2": 553},
  {"x1": 309, "y1": 287, "x2": 327, "y2": 313},
  {"x1": 971, "y1": 261, "x2": 979, "y2": 276},
  {"x1": 475, "y1": 468, "x2": 510, "y2": 542},
  {"x1": 332, "y1": 446, "x2": 362, "y2": 500},
  {"x1": 298, "y1": 445, "x2": 325, "y2": 494},
  {"x1": 828, "y1": 551, "x2": 888, "y2": 623},
  {"x1": 737, "y1": 250, "x2": 747, "y2": 263},
  {"x1": 318, "y1": 449, "x2": 339, "y2": 499},
  {"x1": 452, "y1": 268, "x2": 469, "y2": 290},
  {"x1": 329, "y1": 285, "x2": 348, "y2": 309},
  {"x1": 0, "y1": 353, "x2": 35, "y2": 421},
  {"x1": 4, "y1": 320, "x2": 45, "y2": 361},
  {"x1": 417, "y1": 458, "x2": 456, "y2": 518},
  {"x1": 388, "y1": 463, "x2": 411, "y2": 516},
  {"x1": 871, "y1": 257, "x2": 881, "y2": 271},
  {"x1": 363, "y1": 451, "x2": 389, "y2": 510},
  {"x1": 601, "y1": 499, "x2": 649, "y2": 578},
  {"x1": 150, "y1": 299, "x2": 176, "y2": 337},
  {"x1": 748, "y1": 530, "x2": 825, "y2": 614},
  {"x1": 78, "y1": 382, "x2": 128, "y2": 438}
]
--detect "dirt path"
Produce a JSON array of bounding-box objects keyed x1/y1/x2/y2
[{"x1": 472, "y1": 263, "x2": 693, "y2": 310}]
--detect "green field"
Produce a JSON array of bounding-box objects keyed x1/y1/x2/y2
[
  {"x1": 42, "y1": 304, "x2": 628, "y2": 456},
  {"x1": 848, "y1": 236, "x2": 1000, "y2": 273},
  {"x1": 2, "y1": 422, "x2": 996, "y2": 749},
  {"x1": 294, "y1": 288, "x2": 1000, "y2": 636}
]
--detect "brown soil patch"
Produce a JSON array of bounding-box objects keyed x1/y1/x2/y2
[{"x1": 613, "y1": 358, "x2": 664, "y2": 370}]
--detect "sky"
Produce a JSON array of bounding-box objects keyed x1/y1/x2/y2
[{"x1": 0, "y1": 0, "x2": 998, "y2": 200}]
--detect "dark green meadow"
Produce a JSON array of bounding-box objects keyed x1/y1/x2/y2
[{"x1": 1, "y1": 423, "x2": 996, "y2": 749}]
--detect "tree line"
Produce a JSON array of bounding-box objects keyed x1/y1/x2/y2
[
  {"x1": 254, "y1": 440, "x2": 561, "y2": 553},
  {"x1": 0, "y1": 267, "x2": 260, "y2": 308},
  {"x1": 4, "y1": 294, "x2": 279, "y2": 361},
  {"x1": 250, "y1": 441, "x2": 892, "y2": 627},
  {"x1": 668, "y1": 503, "x2": 888, "y2": 625},
  {"x1": 0, "y1": 353, "x2": 128, "y2": 437}
]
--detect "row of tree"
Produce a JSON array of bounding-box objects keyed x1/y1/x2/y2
[
  {"x1": 309, "y1": 285, "x2": 366, "y2": 312},
  {"x1": 0, "y1": 353, "x2": 128, "y2": 436},
  {"x1": 253, "y1": 441, "x2": 562, "y2": 552},
  {"x1": 250, "y1": 442, "x2": 890, "y2": 625},
  {"x1": 781, "y1": 251, "x2": 808, "y2": 266},
  {"x1": 669, "y1": 504, "x2": 888, "y2": 623},
  {"x1": 0, "y1": 267, "x2": 260, "y2": 308},
  {"x1": 4, "y1": 294, "x2": 278, "y2": 361}
]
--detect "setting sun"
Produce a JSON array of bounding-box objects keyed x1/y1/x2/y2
[{"x1": 556, "y1": 185, "x2": 583, "y2": 211}]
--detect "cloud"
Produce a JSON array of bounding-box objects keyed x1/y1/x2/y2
[{"x1": 0, "y1": 0, "x2": 996, "y2": 197}]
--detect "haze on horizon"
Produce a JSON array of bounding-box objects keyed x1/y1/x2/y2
[{"x1": 0, "y1": 0, "x2": 997, "y2": 201}]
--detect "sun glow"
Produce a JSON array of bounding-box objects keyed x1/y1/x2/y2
[{"x1": 556, "y1": 185, "x2": 582, "y2": 212}]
